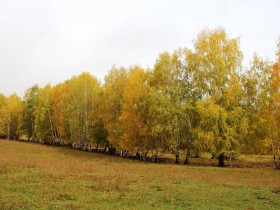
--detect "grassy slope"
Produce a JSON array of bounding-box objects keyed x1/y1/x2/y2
[{"x1": 0, "y1": 140, "x2": 279, "y2": 210}]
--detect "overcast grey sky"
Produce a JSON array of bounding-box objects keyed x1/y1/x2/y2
[{"x1": 0, "y1": 0, "x2": 279, "y2": 96}]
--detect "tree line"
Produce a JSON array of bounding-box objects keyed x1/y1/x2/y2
[{"x1": 0, "y1": 28, "x2": 280, "y2": 168}]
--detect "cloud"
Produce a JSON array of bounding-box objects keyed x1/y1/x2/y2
[{"x1": 0, "y1": 0, "x2": 279, "y2": 96}]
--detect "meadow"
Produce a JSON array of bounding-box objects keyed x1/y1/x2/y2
[{"x1": 0, "y1": 139, "x2": 279, "y2": 209}]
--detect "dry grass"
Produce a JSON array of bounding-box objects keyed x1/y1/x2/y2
[{"x1": 0, "y1": 139, "x2": 279, "y2": 209}]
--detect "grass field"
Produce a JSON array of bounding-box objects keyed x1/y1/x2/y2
[{"x1": 0, "y1": 140, "x2": 279, "y2": 209}]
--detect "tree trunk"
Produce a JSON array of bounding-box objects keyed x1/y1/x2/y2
[
  {"x1": 274, "y1": 156, "x2": 280, "y2": 169},
  {"x1": 31, "y1": 117, "x2": 34, "y2": 140},
  {"x1": 45, "y1": 102, "x2": 56, "y2": 140},
  {"x1": 218, "y1": 153, "x2": 225, "y2": 167},
  {"x1": 184, "y1": 137, "x2": 192, "y2": 165},
  {"x1": 185, "y1": 114, "x2": 193, "y2": 165},
  {"x1": 141, "y1": 153, "x2": 145, "y2": 161},
  {"x1": 184, "y1": 149, "x2": 191, "y2": 165},
  {"x1": 141, "y1": 150, "x2": 149, "y2": 161},
  {"x1": 136, "y1": 151, "x2": 140, "y2": 160},
  {"x1": 152, "y1": 150, "x2": 158, "y2": 163},
  {"x1": 7, "y1": 119, "x2": 10, "y2": 140},
  {"x1": 124, "y1": 150, "x2": 130, "y2": 158},
  {"x1": 272, "y1": 143, "x2": 280, "y2": 169},
  {"x1": 175, "y1": 151, "x2": 179, "y2": 164}
]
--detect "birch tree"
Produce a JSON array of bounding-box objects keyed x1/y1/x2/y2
[{"x1": 189, "y1": 28, "x2": 243, "y2": 166}]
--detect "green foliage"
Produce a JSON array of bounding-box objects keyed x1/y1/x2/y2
[
  {"x1": 89, "y1": 118, "x2": 108, "y2": 149},
  {"x1": 21, "y1": 85, "x2": 39, "y2": 139}
]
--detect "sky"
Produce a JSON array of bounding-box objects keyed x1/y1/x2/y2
[{"x1": 0, "y1": 0, "x2": 279, "y2": 97}]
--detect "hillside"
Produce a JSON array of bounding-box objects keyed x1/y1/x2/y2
[{"x1": 0, "y1": 139, "x2": 279, "y2": 209}]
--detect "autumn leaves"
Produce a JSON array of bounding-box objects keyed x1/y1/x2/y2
[{"x1": 0, "y1": 28, "x2": 280, "y2": 166}]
